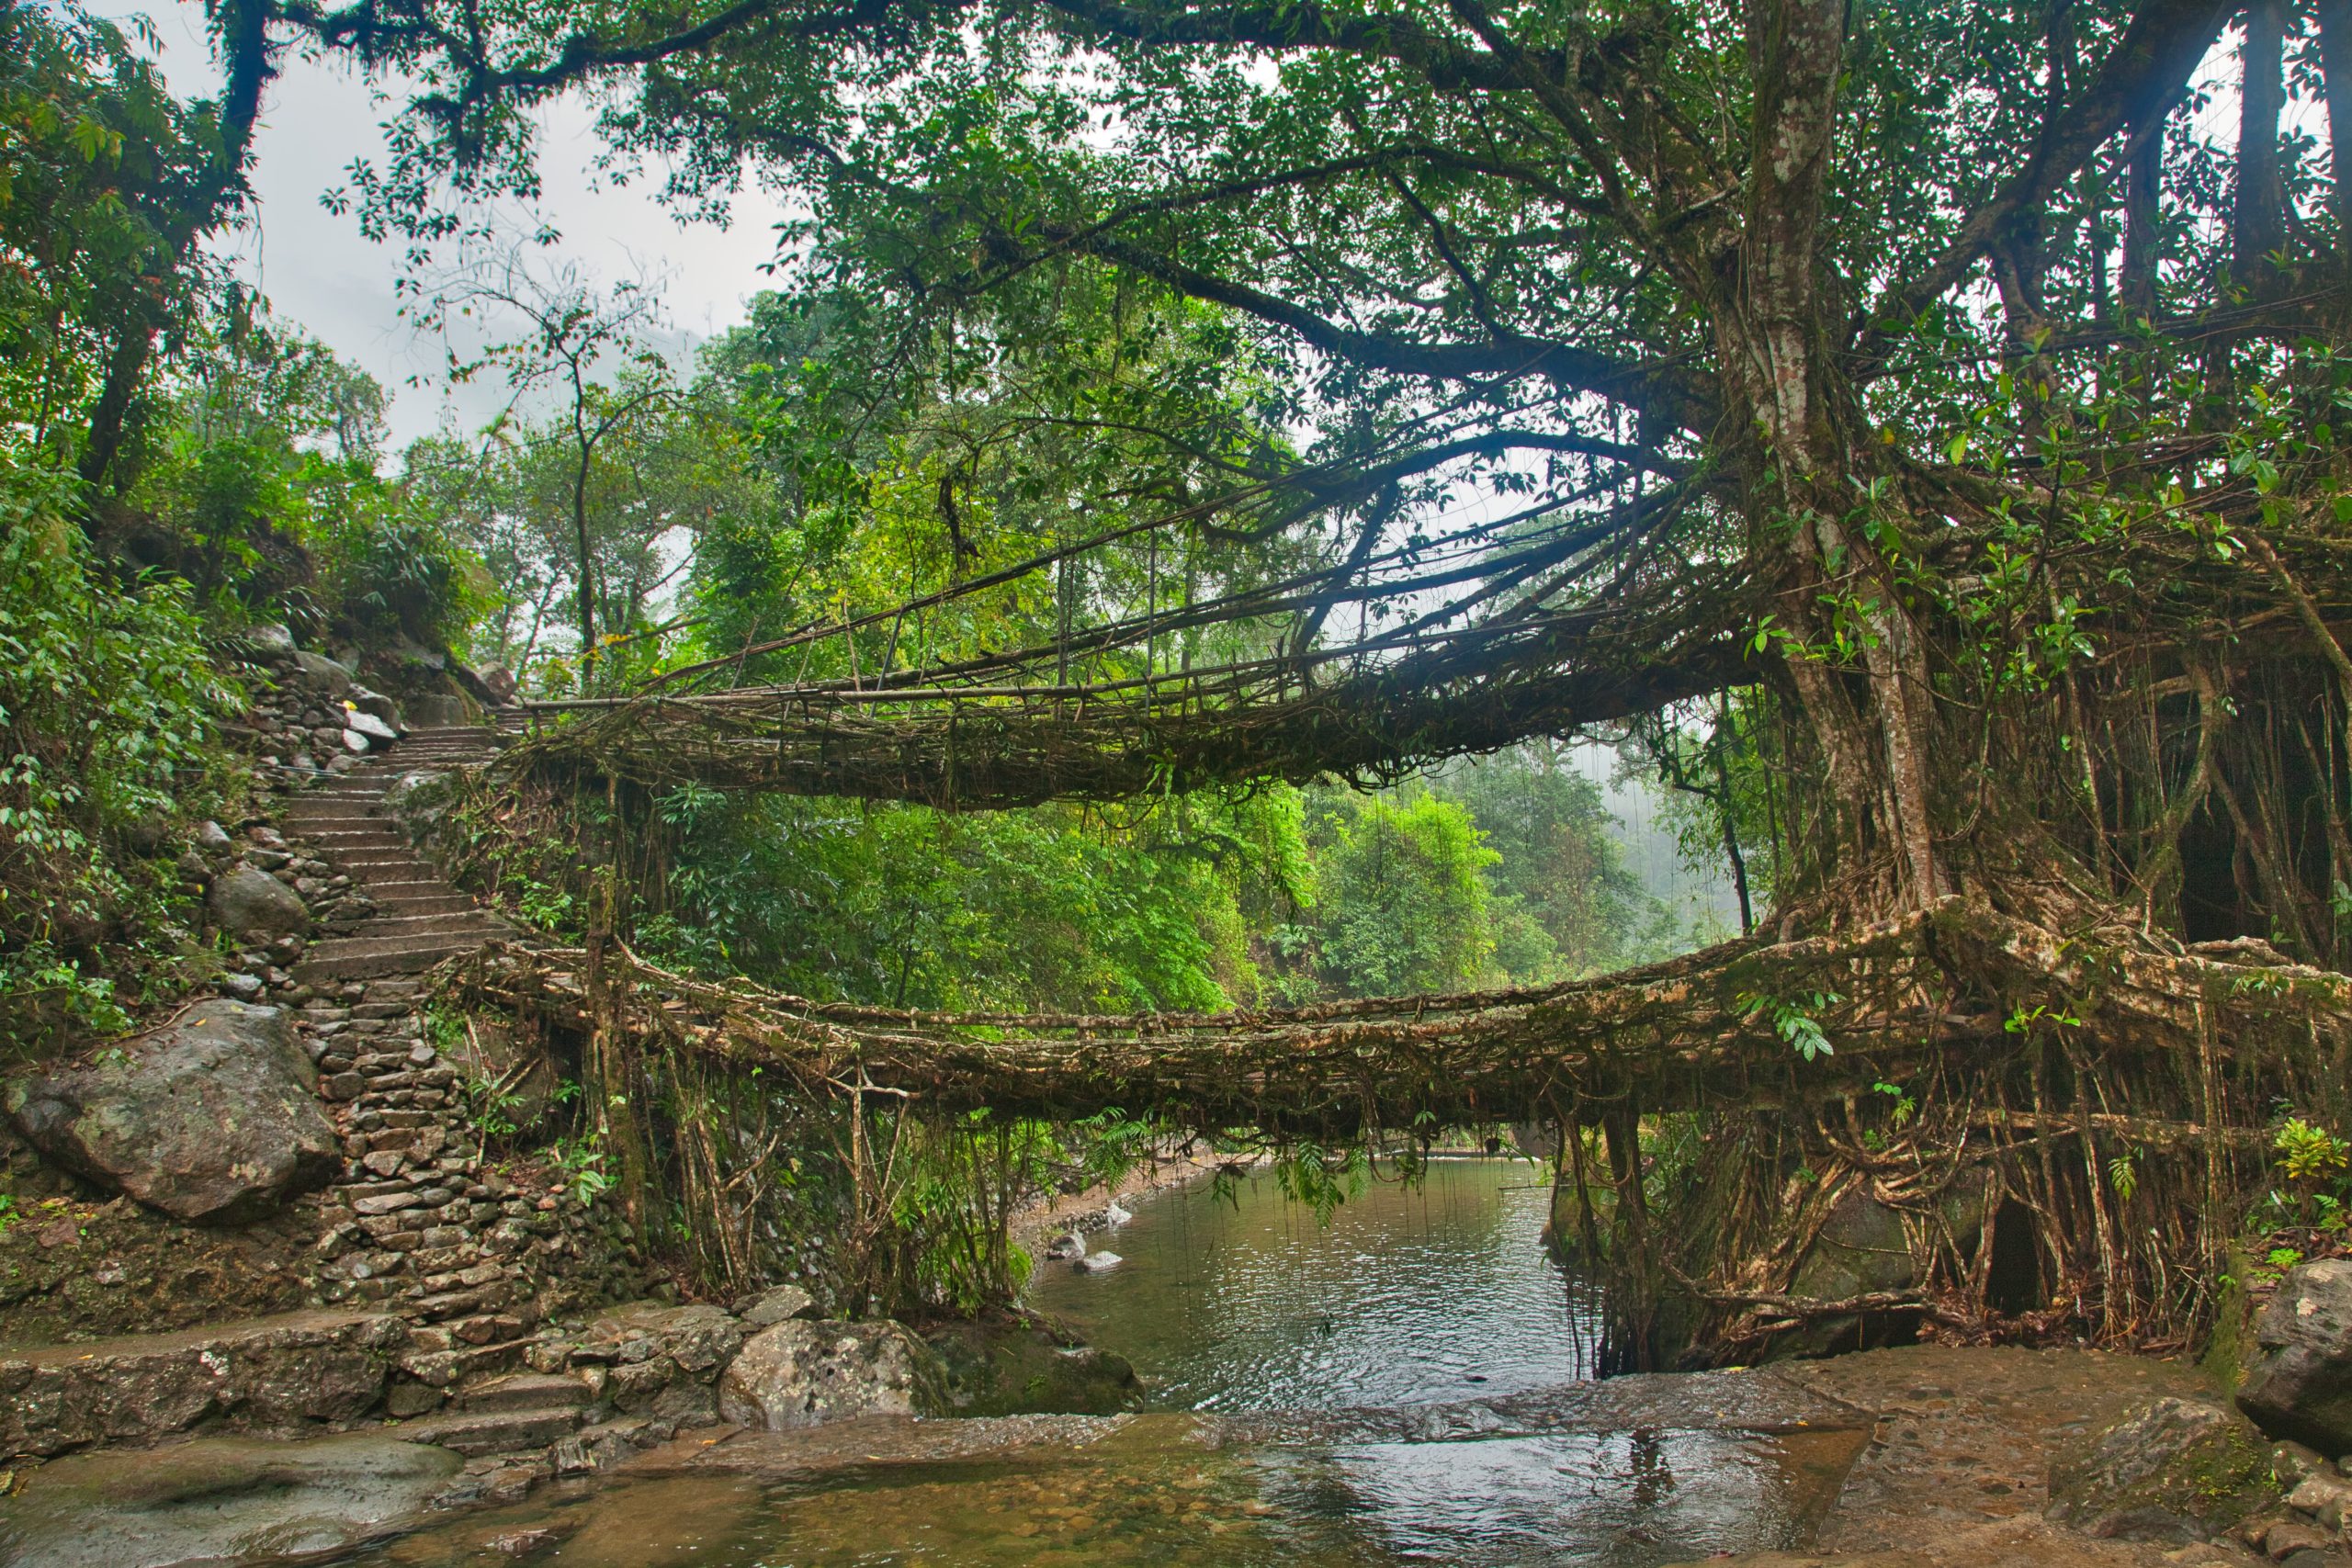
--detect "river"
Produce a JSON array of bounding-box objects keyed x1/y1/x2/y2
[
  {"x1": 1023, "y1": 1156, "x2": 1598, "y2": 1410},
  {"x1": 355, "y1": 1157, "x2": 1873, "y2": 1566}
]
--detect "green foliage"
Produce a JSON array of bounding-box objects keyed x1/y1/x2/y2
[
  {"x1": 884, "y1": 1107, "x2": 1156, "y2": 1314},
  {"x1": 2004, "y1": 1003, "x2": 2085, "y2": 1036},
  {"x1": 1306, "y1": 789, "x2": 1497, "y2": 998},
  {"x1": 626, "y1": 770, "x2": 1324, "y2": 1014},
  {"x1": 1740, "y1": 989, "x2": 1841, "y2": 1062},
  {"x1": 118, "y1": 302, "x2": 485, "y2": 651},
  {"x1": 550, "y1": 1132, "x2": 615, "y2": 1204},
  {"x1": 0, "y1": 1, "x2": 205, "y2": 468},
  {"x1": 0, "y1": 457, "x2": 237, "y2": 1050},
  {"x1": 2108, "y1": 1152, "x2": 2139, "y2": 1203},
  {"x1": 1271, "y1": 1142, "x2": 1369, "y2": 1225},
  {"x1": 2277, "y1": 1117, "x2": 2351, "y2": 1184},
  {"x1": 1430, "y1": 744, "x2": 1681, "y2": 980}
]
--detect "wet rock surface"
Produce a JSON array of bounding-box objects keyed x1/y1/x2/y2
[
  {"x1": 1742, "y1": 1344, "x2": 2276, "y2": 1567},
  {"x1": 0, "y1": 1428, "x2": 461, "y2": 1568},
  {"x1": 924, "y1": 1311, "x2": 1143, "y2": 1417},
  {"x1": 0, "y1": 1309, "x2": 407, "y2": 1458},
  {"x1": 5, "y1": 1001, "x2": 338, "y2": 1224}
]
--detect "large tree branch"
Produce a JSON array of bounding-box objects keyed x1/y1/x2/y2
[
  {"x1": 1004, "y1": 222, "x2": 1713, "y2": 432},
  {"x1": 1036, "y1": 0, "x2": 1533, "y2": 91},
  {"x1": 1850, "y1": 0, "x2": 2233, "y2": 364}
]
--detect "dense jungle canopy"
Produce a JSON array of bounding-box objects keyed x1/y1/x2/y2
[
  {"x1": 16, "y1": 0, "x2": 2352, "y2": 1354},
  {"x1": 260, "y1": 0, "x2": 2351, "y2": 944}
]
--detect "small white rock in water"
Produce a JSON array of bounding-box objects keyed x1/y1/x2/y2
[
  {"x1": 1044, "y1": 1232, "x2": 1085, "y2": 1260},
  {"x1": 1073, "y1": 1251, "x2": 1123, "y2": 1273},
  {"x1": 1104, "y1": 1199, "x2": 1133, "y2": 1225}
]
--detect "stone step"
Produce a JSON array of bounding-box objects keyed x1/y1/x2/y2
[
  {"x1": 295, "y1": 937, "x2": 494, "y2": 982},
  {"x1": 399, "y1": 1404, "x2": 586, "y2": 1457},
  {"x1": 458, "y1": 1372, "x2": 594, "y2": 1414},
  {"x1": 365, "y1": 752, "x2": 491, "y2": 764},
  {"x1": 0, "y1": 1310, "x2": 407, "y2": 1461},
  {"x1": 309, "y1": 829, "x2": 411, "y2": 848},
  {"x1": 355, "y1": 905, "x2": 498, "y2": 927},
  {"x1": 282, "y1": 812, "x2": 388, "y2": 830},
  {"x1": 370, "y1": 893, "x2": 481, "y2": 917},
  {"x1": 316, "y1": 916, "x2": 501, "y2": 949},
  {"x1": 330, "y1": 856, "x2": 443, "y2": 878},
  {"x1": 405, "y1": 1337, "x2": 534, "y2": 1387}
]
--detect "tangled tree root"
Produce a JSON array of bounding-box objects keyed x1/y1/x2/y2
[{"x1": 442, "y1": 896, "x2": 2352, "y2": 1362}]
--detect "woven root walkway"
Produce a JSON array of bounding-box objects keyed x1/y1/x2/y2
[{"x1": 439, "y1": 898, "x2": 2352, "y2": 1137}]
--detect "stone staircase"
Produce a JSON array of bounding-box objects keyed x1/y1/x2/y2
[
  {"x1": 283, "y1": 726, "x2": 514, "y2": 985},
  {"x1": 4, "y1": 699, "x2": 662, "y2": 1501},
  {"x1": 262, "y1": 720, "x2": 643, "y2": 1405}
]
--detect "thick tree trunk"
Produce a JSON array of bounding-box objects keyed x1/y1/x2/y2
[
  {"x1": 1718, "y1": 0, "x2": 1945, "y2": 918},
  {"x1": 2236, "y1": 0, "x2": 2289, "y2": 288},
  {"x1": 78, "y1": 0, "x2": 274, "y2": 491},
  {"x1": 2121, "y1": 114, "x2": 2165, "y2": 317},
  {"x1": 2320, "y1": 0, "x2": 2352, "y2": 264}
]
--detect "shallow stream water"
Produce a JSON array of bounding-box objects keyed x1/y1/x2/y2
[
  {"x1": 350, "y1": 1159, "x2": 1871, "y2": 1566},
  {"x1": 1024, "y1": 1156, "x2": 1596, "y2": 1410}
]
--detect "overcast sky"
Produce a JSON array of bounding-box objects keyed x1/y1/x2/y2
[{"x1": 105, "y1": 2, "x2": 795, "y2": 446}]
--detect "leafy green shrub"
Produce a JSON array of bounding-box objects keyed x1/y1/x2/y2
[
  {"x1": 314, "y1": 498, "x2": 488, "y2": 652},
  {"x1": 0, "y1": 457, "x2": 238, "y2": 1050}
]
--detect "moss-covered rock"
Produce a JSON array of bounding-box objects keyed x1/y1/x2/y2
[
  {"x1": 2046, "y1": 1394, "x2": 2279, "y2": 1542},
  {"x1": 923, "y1": 1311, "x2": 1142, "y2": 1416}
]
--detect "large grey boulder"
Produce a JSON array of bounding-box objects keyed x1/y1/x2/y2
[
  {"x1": 735, "y1": 1284, "x2": 818, "y2": 1327},
  {"x1": 289, "y1": 649, "x2": 354, "y2": 694},
  {"x1": 348, "y1": 685, "x2": 401, "y2": 725},
  {"x1": 240, "y1": 623, "x2": 298, "y2": 660},
  {"x1": 6, "y1": 1001, "x2": 338, "y2": 1224},
  {"x1": 2240, "y1": 1258, "x2": 2352, "y2": 1453},
  {"x1": 207, "y1": 863, "x2": 308, "y2": 938},
  {"x1": 717, "y1": 1320, "x2": 948, "y2": 1431},
  {"x1": 344, "y1": 708, "x2": 399, "y2": 743}
]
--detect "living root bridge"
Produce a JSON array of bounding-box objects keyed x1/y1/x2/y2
[
  {"x1": 492, "y1": 604, "x2": 1737, "y2": 807},
  {"x1": 443, "y1": 899, "x2": 2352, "y2": 1135}
]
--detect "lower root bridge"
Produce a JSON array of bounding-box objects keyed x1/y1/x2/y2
[{"x1": 443, "y1": 896, "x2": 2352, "y2": 1364}]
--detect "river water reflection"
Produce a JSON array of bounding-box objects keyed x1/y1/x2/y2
[
  {"x1": 1024, "y1": 1156, "x2": 1597, "y2": 1409},
  {"x1": 351, "y1": 1158, "x2": 1867, "y2": 1567}
]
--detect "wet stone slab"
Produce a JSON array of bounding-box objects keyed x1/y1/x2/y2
[{"x1": 0, "y1": 1429, "x2": 461, "y2": 1568}]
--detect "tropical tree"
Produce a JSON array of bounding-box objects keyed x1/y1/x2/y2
[{"x1": 271, "y1": 0, "x2": 2352, "y2": 953}]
